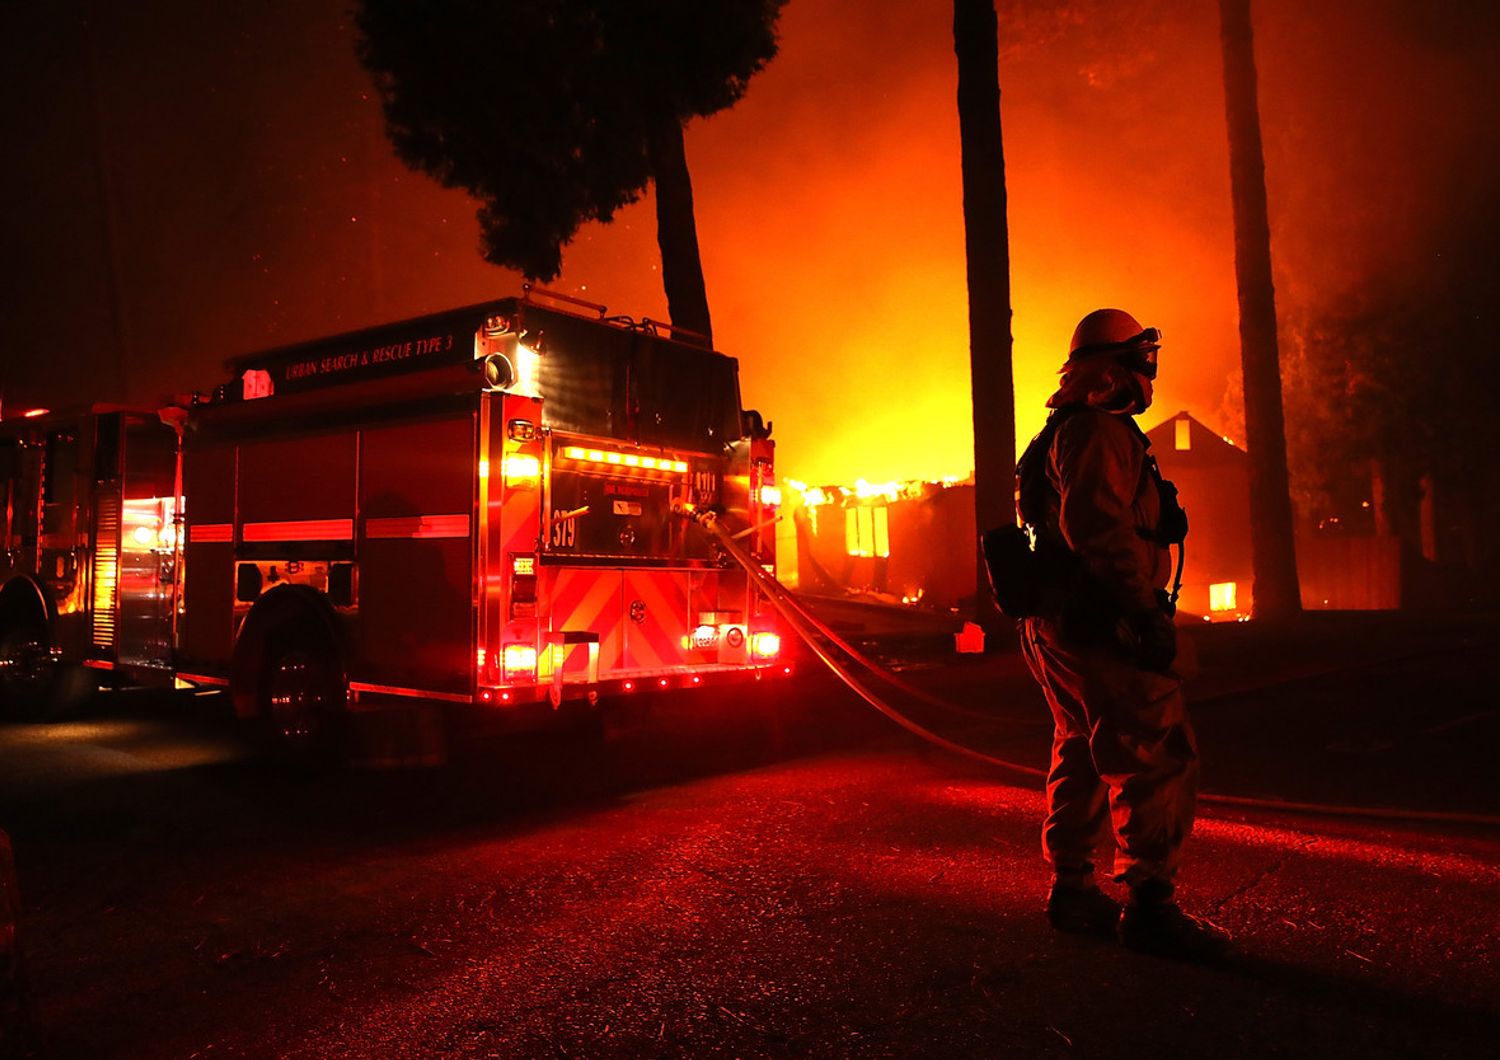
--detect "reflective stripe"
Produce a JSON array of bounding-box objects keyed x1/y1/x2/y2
[
  {"x1": 190, "y1": 523, "x2": 233, "y2": 543},
  {"x1": 366, "y1": 514, "x2": 470, "y2": 540},
  {"x1": 176, "y1": 671, "x2": 230, "y2": 686},
  {"x1": 242, "y1": 519, "x2": 353, "y2": 542},
  {"x1": 349, "y1": 681, "x2": 472, "y2": 704}
]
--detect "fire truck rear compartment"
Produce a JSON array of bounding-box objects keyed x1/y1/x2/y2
[{"x1": 5, "y1": 292, "x2": 784, "y2": 744}]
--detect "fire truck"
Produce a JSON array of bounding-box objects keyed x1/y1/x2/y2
[{"x1": 0, "y1": 290, "x2": 786, "y2": 751}]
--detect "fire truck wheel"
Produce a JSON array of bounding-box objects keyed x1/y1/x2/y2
[
  {"x1": 0, "y1": 621, "x2": 56, "y2": 723},
  {"x1": 260, "y1": 635, "x2": 348, "y2": 766}
]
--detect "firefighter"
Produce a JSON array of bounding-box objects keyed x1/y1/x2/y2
[{"x1": 1016, "y1": 308, "x2": 1229, "y2": 960}]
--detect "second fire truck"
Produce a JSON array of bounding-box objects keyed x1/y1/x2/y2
[{"x1": 0, "y1": 289, "x2": 787, "y2": 751}]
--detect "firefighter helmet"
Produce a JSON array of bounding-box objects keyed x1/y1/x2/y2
[{"x1": 1067, "y1": 308, "x2": 1162, "y2": 377}]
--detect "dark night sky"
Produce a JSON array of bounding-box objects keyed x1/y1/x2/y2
[{"x1": 2, "y1": 0, "x2": 1497, "y2": 485}]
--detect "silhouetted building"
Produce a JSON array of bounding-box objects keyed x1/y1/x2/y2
[{"x1": 1146, "y1": 412, "x2": 1253, "y2": 619}]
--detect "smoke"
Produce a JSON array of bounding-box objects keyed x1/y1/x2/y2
[{"x1": 3, "y1": 0, "x2": 1495, "y2": 494}]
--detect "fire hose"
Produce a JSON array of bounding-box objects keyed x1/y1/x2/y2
[{"x1": 674, "y1": 501, "x2": 1500, "y2": 830}]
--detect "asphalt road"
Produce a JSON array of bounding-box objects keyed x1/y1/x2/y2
[{"x1": 2, "y1": 612, "x2": 1499, "y2": 1057}]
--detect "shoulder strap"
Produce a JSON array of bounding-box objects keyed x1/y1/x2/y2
[{"x1": 1015, "y1": 404, "x2": 1087, "y2": 529}]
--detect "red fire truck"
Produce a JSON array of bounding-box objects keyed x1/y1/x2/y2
[{"x1": 0, "y1": 290, "x2": 786, "y2": 750}]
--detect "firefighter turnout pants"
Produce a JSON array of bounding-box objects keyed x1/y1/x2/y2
[{"x1": 1019, "y1": 616, "x2": 1198, "y2": 890}]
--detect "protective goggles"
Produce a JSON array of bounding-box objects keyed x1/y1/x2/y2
[{"x1": 1121, "y1": 328, "x2": 1162, "y2": 379}]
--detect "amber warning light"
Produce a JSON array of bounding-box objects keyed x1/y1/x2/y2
[
  {"x1": 562, "y1": 446, "x2": 687, "y2": 473},
  {"x1": 503, "y1": 453, "x2": 541, "y2": 489}
]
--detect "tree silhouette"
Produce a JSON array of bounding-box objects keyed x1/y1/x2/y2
[
  {"x1": 1283, "y1": 198, "x2": 1500, "y2": 593},
  {"x1": 354, "y1": 0, "x2": 785, "y2": 345},
  {"x1": 954, "y1": 0, "x2": 1016, "y2": 634},
  {"x1": 1218, "y1": 0, "x2": 1301, "y2": 617}
]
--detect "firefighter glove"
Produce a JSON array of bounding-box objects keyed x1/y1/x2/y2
[{"x1": 1127, "y1": 607, "x2": 1177, "y2": 673}]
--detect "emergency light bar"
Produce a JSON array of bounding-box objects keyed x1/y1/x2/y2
[{"x1": 560, "y1": 446, "x2": 688, "y2": 474}]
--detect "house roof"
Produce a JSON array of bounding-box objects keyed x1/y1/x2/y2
[{"x1": 1146, "y1": 411, "x2": 1247, "y2": 461}]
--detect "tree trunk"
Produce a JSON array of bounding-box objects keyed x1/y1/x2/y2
[
  {"x1": 646, "y1": 116, "x2": 713, "y2": 347},
  {"x1": 1218, "y1": 0, "x2": 1301, "y2": 617},
  {"x1": 954, "y1": 0, "x2": 1015, "y2": 635}
]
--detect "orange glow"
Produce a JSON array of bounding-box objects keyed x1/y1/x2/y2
[
  {"x1": 844, "y1": 506, "x2": 890, "y2": 559},
  {"x1": 54, "y1": 0, "x2": 1484, "y2": 516},
  {"x1": 526, "y1": 1, "x2": 1247, "y2": 488},
  {"x1": 514, "y1": 343, "x2": 541, "y2": 397}
]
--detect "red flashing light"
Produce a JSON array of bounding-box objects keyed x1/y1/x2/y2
[
  {"x1": 623, "y1": 681, "x2": 635, "y2": 692},
  {"x1": 658, "y1": 678, "x2": 669, "y2": 688},
  {"x1": 479, "y1": 689, "x2": 494, "y2": 703},
  {"x1": 783, "y1": 666, "x2": 792, "y2": 675},
  {"x1": 692, "y1": 676, "x2": 701, "y2": 685},
  {"x1": 503, "y1": 643, "x2": 537, "y2": 679},
  {"x1": 751, "y1": 632, "x2": 782, "y2": 659}
]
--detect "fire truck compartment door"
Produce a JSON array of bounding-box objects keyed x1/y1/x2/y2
[
  {"x1": 621, "y1": 570, "x2": 691, "y2": 672},
  {"x1": 546, "y1": 471, "x2": 674, "y2": 559},
  {"x1": 356, "y1": 415, "x2": 475, "y2": 692}
]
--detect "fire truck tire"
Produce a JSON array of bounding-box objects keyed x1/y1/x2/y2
[
  {"x1": 258, "y1": 626, "x2": 349, "y2": 767},
  {"x1": 0, "y1": 620, "x2": 58, "y2": 723}
]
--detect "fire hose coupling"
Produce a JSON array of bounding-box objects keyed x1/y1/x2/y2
[{"x1": 671, "y1": 499, "x2": 717, "y2": 527}]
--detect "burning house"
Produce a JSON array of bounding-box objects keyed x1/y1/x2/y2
[
  {"x1": 780, "y1": 477, "x2": 977, "y2": 615},
  {"x1": 784, "y1": 409, "x2": 1414, "y2": 621},
  {"x1": 1145, "y1": 412, "x2": 1253, "y2": 620}
]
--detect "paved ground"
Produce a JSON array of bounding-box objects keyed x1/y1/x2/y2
[{"x1": 2, "y1": 611, "x2": 1499, "y2": 1057}]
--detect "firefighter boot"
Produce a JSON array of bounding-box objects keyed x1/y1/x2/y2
[
  {"x1": 1046, "y1": 883, "x2": 1122, "y2": 938},
  {"x1": 1120, "y1": 890, "x2": 1230, "y2": 961}
]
